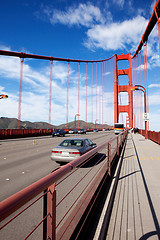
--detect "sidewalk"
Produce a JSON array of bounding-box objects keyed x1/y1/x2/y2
[{"x1": 106, "y1": 132, "x2": 160, "y2": 240}]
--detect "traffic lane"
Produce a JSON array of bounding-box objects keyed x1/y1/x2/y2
[
  {"x1": 0, "y1": 136, "x2": 63, "y2": 201},
  {"x1": 0, "y1": 131, "x2": 115, "y2": 201},
  {"x1": 0, "y1": 131, "x2": 116, "y2": 240},
  {"x1": 0, "y1": 131, "x2": 114, "y2": 170}
]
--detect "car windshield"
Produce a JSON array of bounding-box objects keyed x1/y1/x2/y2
[
  {"x1": 56, "y1": 129, "x2": 61, "y2": 132},
  {"x1": 59, "y1": 139, "x2": 84, "y2": 147}
]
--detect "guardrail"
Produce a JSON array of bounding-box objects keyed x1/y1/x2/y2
[
  {"x1": 0, "y1": 130, "x2": 128, "y2": 240},
  {"x1": 138, "y1": 129, "x2": 160, "y2": 145},
  {"x1": 0, "y1": 129, "x2": 53, "y2": 139},
  {"x1": 0, "y1": 128, "x2": 110, "y2": 139}
]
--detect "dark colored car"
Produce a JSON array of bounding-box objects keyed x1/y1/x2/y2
[
  {"x1": 52, "y1": 129, "x2": 66, "y2": 137},
  {"x1": 78, "y1": 129, "x2": 86, "y2": 134},
  {"x1": 93, "y1": 129, "x2": 98, "y2": 132}
]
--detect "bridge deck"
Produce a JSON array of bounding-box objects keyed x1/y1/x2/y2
[{"x1": 96, "y1": 132, "x2": 160, "y2": 240}]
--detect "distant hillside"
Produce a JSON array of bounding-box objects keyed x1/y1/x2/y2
[
  {"x1": 0, "y1": 117, "x2": 55, "y2": 129},
  {"x1": 0, "y1": 117, "x2": 111, "y2": 129}
]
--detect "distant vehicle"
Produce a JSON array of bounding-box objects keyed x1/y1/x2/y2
[
  {"x1": 51, "y1": 138, "x2": 97, "y2": 163},
  {"x1": 78, "y1": 129, "x2": 86, "y2": 134},
  {"x1": 52, "y1": 129, "x2": 66, "y2": 137},
  {"x1": 93, "y1": 129, "x2": 98, "y2": 132},
  {"x1": 133, "y1": 128, "x2": 139, "y2": 133},
  {"x1": 69, "y1": 129, "x2": 78, "y2": 134},
  {"x1": 114, "y1": 123, "x2": 124, "y2": 134}
]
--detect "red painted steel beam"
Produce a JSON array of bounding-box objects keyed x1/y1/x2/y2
[
  {"x1": 132, "y1": 0, "x2": 160, "y2": 58},
  {"x1": 0, "y1": 49, "x2": 115, "y2": 63}
]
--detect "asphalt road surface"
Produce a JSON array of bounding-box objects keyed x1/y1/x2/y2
[
  {"x1": 0, "y1": 130, "x2": 115, "y2": 240},
  {"x1": 0, "y1": 131, "x2": 114, "y2": 202}
]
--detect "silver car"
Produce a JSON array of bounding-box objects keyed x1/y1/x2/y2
[{"x1": 51, "y1": 138, "x2": 97, "y2": 163}]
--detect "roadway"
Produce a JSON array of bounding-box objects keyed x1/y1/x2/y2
[
  {"x1": 0, "y1": 131, "x2": 114, "y2": 202},
  {"x1": 0, "y1": 130, "x2": 115, "y2": 240}
]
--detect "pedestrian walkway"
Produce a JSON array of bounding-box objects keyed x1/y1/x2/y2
[{"x1": 106, "y1": 132, "x2": 160, "y2": 240}]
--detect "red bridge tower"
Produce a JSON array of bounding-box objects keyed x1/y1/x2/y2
[{"x1": 114, "y1": 52, "x2": 134, "y2": 128}]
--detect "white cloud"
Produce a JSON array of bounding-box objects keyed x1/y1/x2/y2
[
  {"x1": 113, "y1": 0, "x2": 125, "y2": 8},
  {"x1": 149, "y1": 84, "x2": 160, "y2": 88},
  {"x1": 44, "y1": 3, "x2": 105, "y2": 27},
  {"x1": 85, "y1": 16, "x2": 148, "y2": 51}
]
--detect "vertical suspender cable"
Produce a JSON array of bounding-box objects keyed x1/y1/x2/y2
[
  {"x1": 96, "y1": 62, "x2": 97, "y2": 127},
  {"x1": 143, "y1": 43, "x2": 146, "y2": 131},
  {"x1": 91, "y1": 63, "x2": 93, "y2": 129},
  {"x1": 18, "y1": 58, "x2": 24, "y2": 129},
  {"x1": 78, "y1": 62, "x2": 80, "y2": 129},
  {"x1": 143, "y1": 44, "x2": 149, "y2": 130},
  {"x1": 145, "y1": 45, "x2": 149, "y2": 130},
  {"x1": 136, "y1": 55, "x2": 140, "y2": 129},
  {"x1": 66, "y1": 62, "x2": 69, "y2": 130},
  {"x1": 86, "y1": 63, "x2": 88, "y2": 130},
  {"x1": 102, "y1": 62, "x2": 104, "y2": 127},
  {"x1": 139, "y1": 52, "x2": 143, "y2": 129},
  {"x1": 49, "y1": 61, "x2": 53, "y2": 130},
  {"x1": 99, "y1": 63, "x2": 101, "y2": 128}
]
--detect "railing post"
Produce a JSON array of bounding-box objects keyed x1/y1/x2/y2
[
  {"x1": 43, "y1": 183, "x2": 56, "y2": 240},
  {"x1": 108, "y1": 142, "x2": 111, "y2": 176},
  {"x1": 117, "y1": 136, "x2": 119, "y2": 156},
  {"x1": 121, "y1": 134, "x2": 122, "y2": 147}
]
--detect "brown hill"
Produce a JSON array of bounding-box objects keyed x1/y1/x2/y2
[{"x1": 0, "y1": 117, "x2": 111, "y2": 129}]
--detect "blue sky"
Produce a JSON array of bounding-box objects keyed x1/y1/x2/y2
[{"x1": 0, "y1": 0, "x2": 159, "y2": 130}]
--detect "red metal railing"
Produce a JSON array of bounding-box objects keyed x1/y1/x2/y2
[
  {"x1": 0, "y1": 130, "x2": 128, "y2": 240},
  {"x1": 0, "y1": 129, "x2": 53, "y2": 139},
  {"x1": 139, "y1": 129, "x2": 160, "y2": 145}
]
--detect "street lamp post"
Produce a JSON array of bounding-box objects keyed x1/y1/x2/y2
[
  {"x1": 131, "y1": 85, "x2": 148, "y2": 139},
  {"x1": 75, "y1": 114, "x2": 80, "y2": 129}
]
